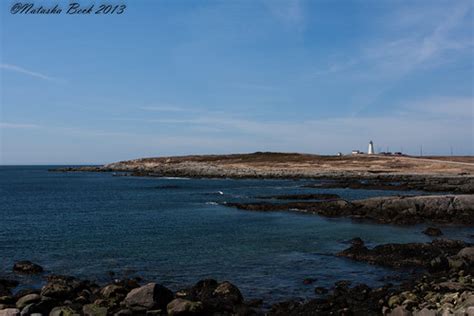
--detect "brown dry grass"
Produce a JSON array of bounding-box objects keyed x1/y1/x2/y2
[{"x1": 118, "y1": 152, "x2": 474, "y2": 176}]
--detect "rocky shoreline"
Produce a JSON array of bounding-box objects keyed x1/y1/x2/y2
[
  {"x1": 225, "y1": 194, "x2": 474, "y2": 225},
  {"x1": 2, "y1": 239, "x2": 473, "y2": 316},
  {"x1": 50, "y1": 153, "x2": 474, "y2": 194}
]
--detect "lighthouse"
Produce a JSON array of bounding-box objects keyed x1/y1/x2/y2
[{"x1": 368, "y1": 141, "x2": 375, "y2": 155}]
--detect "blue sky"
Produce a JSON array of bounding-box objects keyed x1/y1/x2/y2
[{"x1": 1, "y1": 0, "x2": 473, "y2": 164}]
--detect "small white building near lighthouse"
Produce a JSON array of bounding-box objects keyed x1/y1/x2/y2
[{"x1": 368, "y1": 141, "x2": 375, "y2": 155}]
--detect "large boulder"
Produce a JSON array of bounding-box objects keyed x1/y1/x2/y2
[
  {"x1": 49, "y1": 306, "x2": 76, "y2": 316},
  {"x1": 12, "y1": 262, "x2": 43, "y2": 275},
  {"x1": 0, "y1": 309, "x2": 20, "y2": 316},
  {"x1": 40, "y1": 275, "x2": 90, "y2": 301},
  {"x1": 15, "y1": 294, "x2": 41, "y2": 310},
  {"x1": 83, "y1": 303, "x2": 108, "y2": 316},
  {"x1": 212, "y1": 281, "x2": 243, "y2": 307},
  {"x1": 457, "y1": 247, "x2": 474, "y2": 263},
  {"x1": 124, "y1": 283, "x2": 173, "y2": 311},
  {"x1": 167, "y1": 298, "x2": 203, "y2": 316},
  {"x1": 100, "y1": 284, "x2": 128, "y2": 300},
  {"x1": 184, "y1": 279, "x2": 243, "y2": 313}
]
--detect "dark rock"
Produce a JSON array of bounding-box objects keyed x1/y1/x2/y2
[
  {"x1": 422, "y1": 227, "x2": 443, "y2": 237},
  {"x1": 348, "y1": 237, "x2": 365, "y2": 247},
  {"x1": 40, "y1": 275, "x2": 91, "y2": 301},
  {"x1": 12, "y1": 261, "x2": 43, "y2": 275},
  {"x1": 303, "y1": 278, "x2": 316, "y2": 285},
  {"x1": 337, "y1": 239, "x2": 468, "y2": 268},
  {"x1": 226, "y1": 194, "x2": 474, "y2": 225},
  {"x1": 183, "y1": 279, "x2": 244, "y2": 313},
  {"x1": 314, "y1": 287, "x2": 328, "y2": 295},
  {"x1": 113, "y1": 309, "x2": 133, "y2": 316},
  {"x1": 257, "y1": 193, "x2": 341, "y2": 200},
  {"x1": 428, "y1": 256, "x2": 449, "y2": 273},
  {"x1": 124, "y1": 283, "x2": 173, "y2": 311}
]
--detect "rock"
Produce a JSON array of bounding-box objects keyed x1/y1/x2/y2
[
  {"x1": 466, "y1": 306, "x2": 474, "y2": 316},
  {"x1": 100, "y1": 284, "x2": 128, "y2": 299},
  {"x1": 183, "y1": 279, "x2": 244, "y2": 313},
  {"x1": 458, "y1": 247, "x2": 474, "y2": 263},
  {"x1": 435, "y1": 281, "x2": 465, "y2": 291},
  {"x1": 314, "y1": 287, "x2": 328, "y2": 295},
  {"x1": 212, "y1": 281, "x2": 243, "y2": 306},
  {"x1": 389, "y1": 306, "x2": 412, "y2": 316},
  {"x1": 113, "y1": 309, "x2": 133, "y2": 316},
  {"x1": 40, "y1": 275, "x2": 88, "y2": 301},
  {"x1": 49, "y1": 306, "x2": 76, "y2": 316},
  {"x1": 349, "y1": 237, "x2": 365, "y2": 247},
  {"x1": 83, "y1": 303, "x2": 107, "y2": 316},
  {"x1": 12, "y1": 262, "x2": 43, "y2": 275},
  {"x1": 413, "y1": 308, "x2": 436, "y2": 316},
  {"x1": 145, "y1": 310, "x2": 162, "y2": 315},
  {"x1": 257, "y1": 193, "x2": 341, "y2": 200},
  {"x1": 16, "y1": 294, "x2": 41, "y2": 310},
  {"x1": 30, "y1": 297, "x2": 57, "y2": 315},
  {"x1": 0, "y1": 287, "x2": 11, "y2": 299},
  {"x1": 429, "y1": 256, "x2": 449, "y2": 272},
  {"x1": 0, "y1": 297, "x2": 14, "y2": 305},
  {"x1": 166, "y1": 298, "x2": 204, "y2": 316},
  {"x1": 124, "y1": 283, "x2": 173, "y2": 311},
  {"x1": 303, "y1": 278, "x2": 316, "y2": 285},
  {"x1": 41, "y1": 282, "x2": 73, "y2": 300},
  {"x1": 19, "y1": 304, "x2": 35, "y2": 316},
  {"x1": 0, "y1": 309, "x2": 20, "y2": 316},
  {"x1": 337, "y1": 239, "x2": 467, "y2": 268},
  {"x1": 422, "y1": 227, "x2": 443, "y2": 237}
]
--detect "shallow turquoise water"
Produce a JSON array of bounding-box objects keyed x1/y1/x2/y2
[{"x1": 0, "y1": 166, "x2": 472, "y2": 303}]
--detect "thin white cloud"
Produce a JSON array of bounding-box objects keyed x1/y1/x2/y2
[
  {"x1": 139, "y1": 105, "x2": 188, "y2": 112},
  {"x1": 0, "y1": 122, "x2": 40, "y2": 129},
  {"x1": 0, "y1": 63, "x2": 57, "y2": 81}
]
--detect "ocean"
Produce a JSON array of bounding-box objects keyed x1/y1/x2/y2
[{"x1": 1, "y1": 166, "x2": 472, "y2": 303}]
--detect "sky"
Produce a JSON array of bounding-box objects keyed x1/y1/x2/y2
[{"x1": 0, "y1": 0, "x2": 473, "y2": 164}]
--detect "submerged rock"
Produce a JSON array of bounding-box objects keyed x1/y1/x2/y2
[
  {"x1": 12, "y1": 261, "x2": 43, "y2": 275},
  {"x1": 422, "y1": 227, "x2": 443, "y2": 237}
]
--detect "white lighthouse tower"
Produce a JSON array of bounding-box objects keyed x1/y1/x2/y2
[{"x1": 368, "y1": 141, "x2": 375, "y2": 155}]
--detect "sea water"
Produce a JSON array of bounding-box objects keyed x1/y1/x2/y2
[{"x1": 0, "y1": 166, "x2": 472, "y2": 303}]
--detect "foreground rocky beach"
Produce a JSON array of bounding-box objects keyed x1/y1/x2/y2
[{"x1": 1, "y1": 238, "x2": 473, "y2": 316}]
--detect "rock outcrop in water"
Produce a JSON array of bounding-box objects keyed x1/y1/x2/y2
[
  {"x1": 225, "y1": 194, "x2": 474, "y2": 225},
  {"x1": 336, "y1": 239, "x2": 470, "y2": 268},
  {"x1": 12, "y1": 261, "x2": 44, "y2": 275}
]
